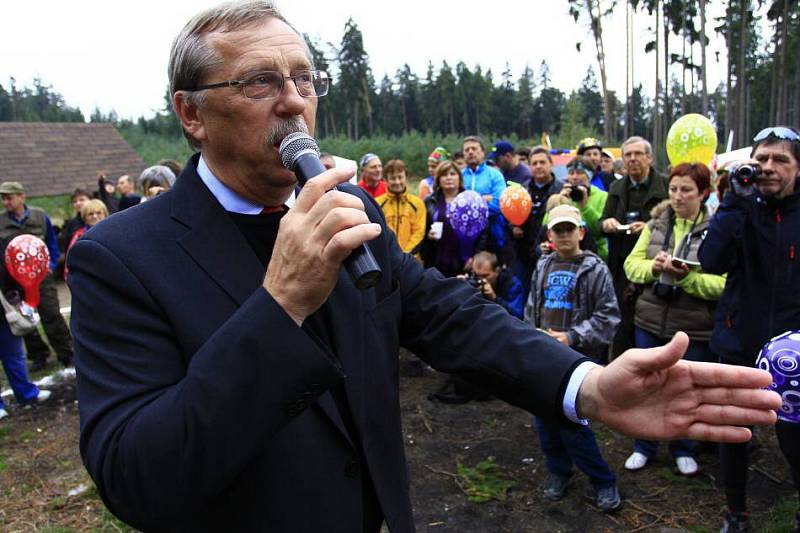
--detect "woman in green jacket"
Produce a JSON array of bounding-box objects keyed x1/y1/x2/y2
[{"x1": 622, "y1": 162, "x2": 726, "y2": 477}]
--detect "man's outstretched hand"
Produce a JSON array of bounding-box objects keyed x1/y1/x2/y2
[{"x1": 577, "y1": 332, "x2": 782, "y2": 443}]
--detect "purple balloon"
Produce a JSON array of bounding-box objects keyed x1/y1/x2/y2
[
  {"x1": 446, "y1": 191, "x2": 488, "y2": 239},
  {"x1": 756, "y1": 330, "x2": 800, "y2": 424}
]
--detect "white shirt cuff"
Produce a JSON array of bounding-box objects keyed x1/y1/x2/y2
[{"x1": 562, "y1": 361, "x2": 601, "y2": 425}]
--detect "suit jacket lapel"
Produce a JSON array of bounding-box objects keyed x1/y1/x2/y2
[{"x1": 171, "y1": 158, "x2": 263, "y2": 306}]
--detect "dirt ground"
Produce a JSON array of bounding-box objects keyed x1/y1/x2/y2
[{"x1": 0, "y1": 349, "x2": 797, "y2": 532}]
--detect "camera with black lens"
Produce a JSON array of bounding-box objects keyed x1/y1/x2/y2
[
  {"x1": 569, "y1": 185, "x2": 585, "y2": 203},
  {"x1": 466, "y1": 272, "x2": 485, "y2": 289},
  {"x1": 731, "y1": 163, "x2": 763, "y2": 187},
  {"x1": 652, "y1": 281, "x2": 682, "y2": 301}
]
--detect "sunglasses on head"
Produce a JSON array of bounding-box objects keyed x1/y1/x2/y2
[{"x1": 753, "y1": 126, "x2": 800, "y2": 143}]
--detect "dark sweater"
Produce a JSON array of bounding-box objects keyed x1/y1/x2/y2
[{"x1": 227, "y1": 210, "x2": 382, "y2": 530}]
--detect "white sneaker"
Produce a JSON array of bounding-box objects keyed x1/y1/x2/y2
[
  {"x1": 624, "y1": 452, "x2": 649, "y2": 471},
  {"x1": 675, "y1": 456, "x2": 698, "y2": 476},
  {"x1": 36, "y1": 390, "x2": 52, "y2": 403},
  {"x1": 0, "y1": 408, "x2": 8, "y2": 420}
]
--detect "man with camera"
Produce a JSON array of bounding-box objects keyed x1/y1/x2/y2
[
  {"x1": 699, "y1": 126, "x2": 800, "y2": 532},
  {"x1": 429, "y1": 251, "x2": 526, "y2": 404},
  {"x1": 557, "y1": 159, "x2": 608, "y2": 260},
  {"x1": 465, "y1": 251, "x2": 525, "y2": 319}
]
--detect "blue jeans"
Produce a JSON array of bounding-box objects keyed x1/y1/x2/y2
[
  {"x1": 633, "y1": 326, "x2": 715, "y2": 459},
  {"x1": 0, "y1": 321, "x2": 39, "y2": 410},
  {"x1": 535, "y1": 417, "x2": 616, "y2": 489}
]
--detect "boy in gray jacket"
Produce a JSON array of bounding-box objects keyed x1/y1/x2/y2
[{"x1": 524, "y1": 204, "x2": 622, "y2": 511}]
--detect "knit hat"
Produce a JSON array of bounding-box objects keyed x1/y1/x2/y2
[
  {"x1": 359, "y1": 153, "x2": 380, "y2": 168},
  {"x1": 428, "y1": 146, "x2": 450, "y2": 163},
  {"x1": 567, "y1": 161, "x2": 593, "y2": 182}
]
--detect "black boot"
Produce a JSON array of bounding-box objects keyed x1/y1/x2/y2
[{"x1": 720, "y1": 509, "x2": 750, "y2": 532}]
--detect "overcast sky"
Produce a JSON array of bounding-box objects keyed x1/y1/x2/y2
[{"x1": 3, "y1": 0, "x2": 743, "y2": 121}]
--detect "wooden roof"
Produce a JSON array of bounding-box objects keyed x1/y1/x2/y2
[{"x1": 0, "y1": 122, "x2": 146, "y2": 197}]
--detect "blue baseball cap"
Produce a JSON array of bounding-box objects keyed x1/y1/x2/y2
[{"x1": 488, "y1": 140, "x2": 514, "y2": 159}]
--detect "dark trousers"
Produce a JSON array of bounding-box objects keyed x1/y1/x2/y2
[
  {"x1": 535, "y1": 417, "x2": 616, "y2": 489},
  {"x1": 610, "y1": 282, "x2": 636, "y2": 359},
  {"x1": 23, "y1": 274, "x2": 72, "y2": 363},
  {"x1": 720, "y1": 422, "x2": 800, "y2": 512},
  {"x1": 719, "y1": 354, "x2": 800, "y2": 512}
]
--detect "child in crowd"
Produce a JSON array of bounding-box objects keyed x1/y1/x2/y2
[{"x1": 524, "y1": 204, "x2": 621, "y2": 512}]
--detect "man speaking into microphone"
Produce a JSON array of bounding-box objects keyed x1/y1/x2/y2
[{"x1": 68, "y1": 2, "x2": 781, "y2": 532}]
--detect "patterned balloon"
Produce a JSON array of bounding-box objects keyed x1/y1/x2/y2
[
  {"x1": 499, "y1": 185, "x2": 532, "y2": 226},
  {"x1": 446, "y1": 190, "x2": 488, "y2": 239},
  {"x1": 4, "y1": 235, "x2": 50, "y2": 307},
  {"x1": 666, "y1": 113, "x2": 718, "y2": 166},
  {"x1": 755, "y1": 330, "x2": 800, "y2": 424}
]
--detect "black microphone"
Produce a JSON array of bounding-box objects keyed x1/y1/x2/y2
[{"x1": 279, "y1": 132, "x2": 382, "y2": 290}]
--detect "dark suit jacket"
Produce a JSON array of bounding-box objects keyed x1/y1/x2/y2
[{"x1": 68, "y1": 155, "x2": 586, "y2": 532}]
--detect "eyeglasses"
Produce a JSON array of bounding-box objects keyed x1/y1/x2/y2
[
  {"x1": 753, "y1": 126, "x2": 800, "y2": 143},
  {"x1": 194, "y1": 69, "x2": 330, "y2": 100}
]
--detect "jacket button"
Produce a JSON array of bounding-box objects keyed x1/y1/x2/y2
[{"x1": 344, "y1": 460, "x2": 360, "y2": 478}]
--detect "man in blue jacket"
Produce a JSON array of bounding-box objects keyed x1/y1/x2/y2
[
  {"x1": 699, "y1": 126, "x2": 800, "y2": 532},
  {"x1": 67, "y1": 3, "x2": 782, "y2": 532},
  {"x1": 461, "y1": 136, "x2": 510, "y2": 263}
]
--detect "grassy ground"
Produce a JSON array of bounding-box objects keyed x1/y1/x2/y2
[{"x1": 1, "y1": 354, "x2": 798, "y2": 532}]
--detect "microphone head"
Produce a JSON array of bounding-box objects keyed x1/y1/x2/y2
[{"x1": 279, "y1": 132, "x2": 320, "y2": 171}]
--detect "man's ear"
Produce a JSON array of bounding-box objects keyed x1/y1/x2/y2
[{"x1": 173, "y1": 91, "x2": 207, "y2": 145}]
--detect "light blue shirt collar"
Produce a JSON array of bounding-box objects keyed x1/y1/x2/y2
[{"x1": 197, "y1": 155, "x2": 296, "y2": 214}]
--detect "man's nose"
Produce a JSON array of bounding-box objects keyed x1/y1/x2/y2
[{"x1": 273, "y1": 78, "x2": 307, "y2": 118}]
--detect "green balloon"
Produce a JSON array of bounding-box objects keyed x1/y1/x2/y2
[{"x1": 666, "y1": 114, "x2": 718, "y2": 166}]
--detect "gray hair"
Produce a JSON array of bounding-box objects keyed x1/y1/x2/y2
[
  {"x1": 168, "y1": 1, "x2": 307, "y2": 149},
  {"x1": 139, "y1": 165, "x2": 176, "y2": 188},
  {"x1": 622, "y1": 136, "x2": 653, "y2": 156}
]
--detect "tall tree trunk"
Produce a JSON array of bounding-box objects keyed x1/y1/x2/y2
[
  {"x1": 653, "y1": 0, "x2": 662, "y2": 159},
  {"x1": 737, "y1": 0, "x2": 749, "y2": 145},
  {"x1": 353, "y1": 104, "x2": 360, "y2": 140},
  {"x1": 586, "y1": 0, "x2": 612, "y2": 142},
  {"x1": 362, "y1": 78, "x2": 373, "y2": 137},
  {"x1": 663, "y1": 6, "x2": 671, "y2": 131},
  {"x1": 796, "y1": 50, "x2": 800, "y2": 129},
  {"x1": 624, "y1": 0, "x2": 631, "y2": 139},
  {"x1": 681, "y1": 9, "x2": 687, "y2": 116},
  {"x1": 724, "y1": 5, "x2": 733, "y2": 139},
  {"x1": 778, "y1": 0, "x2": 790, "y2": 123},
  {"x1": 700, "y1": 0, "x2": 709, "y2": 114},
  {"x1": 770, "y1": 25, "x2": 779, "y2": 124}
]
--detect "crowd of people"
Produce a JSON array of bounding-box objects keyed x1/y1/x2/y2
[
  {"x1": 0, "y1": 160, "x2": 180, "y2": 420},
  {"x1": 352, "y1": 128, "x2": 800, "y2": 531},
  {"x1": 0, "y1": 124, "x2": 797, "y2": 531}
]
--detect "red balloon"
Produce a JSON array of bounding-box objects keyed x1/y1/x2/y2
[
  {"x1": 500, "y1": 185, "x2": 533, "y2": 226},
  {"x1": 4, "y1": 235, "x2": 50, "y2": 307}
]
